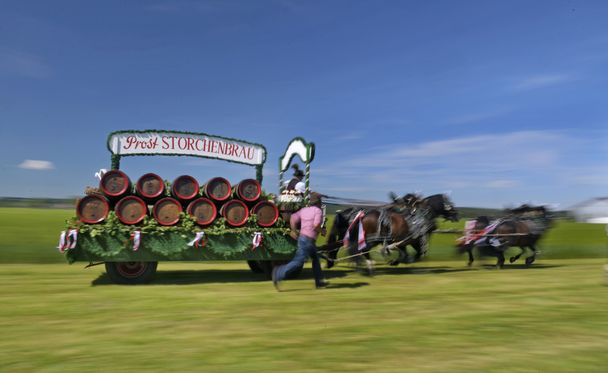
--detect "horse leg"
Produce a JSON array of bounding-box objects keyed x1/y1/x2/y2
[
  {"x1": 496, "y1": 250, "x2": 505, "y2": 269},
  {"x1": 509, "y1": 247, "x2": 525, "y2": 264},
  {"x1": 364, "y1": 252, "x2": 375, "y2": 276},
  {"x1": 325, "y1": 247, "x2": 337, "y2": 269},
  {"x1": 413, "y1": 235, "x2": 429, "y2": 262},
  {"x1": 525, "y1": 245, "x2": 537, "y2": 267},
  {"x1": 466, "y1": 245, "x2": 475, "y2": 267}
]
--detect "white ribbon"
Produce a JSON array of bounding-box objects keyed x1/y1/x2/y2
[
  {"x1": 57, "y1": 231, "x2": 67, "y2": 252},
  {"x1": 67, "y1": 229, "x2": 78, "y2": 249},
  {"x1": 187, "y1": 232, "x2": 206, "y2": 248},
  {"x1": 130, "y1": 230, "x2": 141, "y2": 251},
  {"x1": 252, "y1": 232, "x2": 263, "y2": 250},
  {"x1": 94, "y1": 168, "x2": 108, "y2": 181}
]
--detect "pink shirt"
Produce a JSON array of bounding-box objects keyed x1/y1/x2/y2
[{"x1": 290, "y1": 206, "x2": 323, "y2": 240}]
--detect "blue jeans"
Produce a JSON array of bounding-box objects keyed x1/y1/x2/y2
[{"x1": 275, "y1": 236, "x2": 324, "y2": 286}]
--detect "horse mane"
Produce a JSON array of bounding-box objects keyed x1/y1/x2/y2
[{"x1": 507, "y1": 204, "x2": 547, "y2": 215}]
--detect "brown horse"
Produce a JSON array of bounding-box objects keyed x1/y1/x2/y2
[
  {"x1": 457, "y1": 206, "x2": 551, "y2": 268},
  {"x1": 324, "y1": 207, "x2": 410, "y2": 274},
  {"x1": 324, "y1": 193, "x2": 458, "y2": 269}
]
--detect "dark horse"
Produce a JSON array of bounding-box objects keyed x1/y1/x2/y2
[
  {"x1": 323, "y1": 194, "x2": 458, "y2": 270},
  {"x1": 457, "y1": 205, "x2": 552, "y2": 268},
  {"x1": 387, "y1": 193, "x2": 459, "y2": 265}
]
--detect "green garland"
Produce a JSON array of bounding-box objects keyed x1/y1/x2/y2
[
  {"x1": 64, "y1": 209, "x2": 294, "y2": 263},
  {"x1": 66, "y1": 212, "x2": 290, "y2": 238}
]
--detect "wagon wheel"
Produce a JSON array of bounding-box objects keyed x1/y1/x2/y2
[
  {"x1": 247, "y1": 260, "x2": 265, "y2": 273},
  {"x1": 105, "y1": 261, "x2": 158, "y2": 284}
]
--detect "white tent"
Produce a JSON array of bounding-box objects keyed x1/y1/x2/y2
[{"x1": 570, "y1": 197, "x2": 608, "y2": 224}]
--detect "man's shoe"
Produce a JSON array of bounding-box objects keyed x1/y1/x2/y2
[
  {"x1": 316, "y1": 281, "x2": 330, "y2": 289},
  {"x1": 271, "y1": 267, "x2": 281, "y2": 291}
]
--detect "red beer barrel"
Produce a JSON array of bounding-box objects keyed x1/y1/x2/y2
[
  {"x1": 171, "y1": 175, "x2": 200, "y2": 202},
  {"x1": 99, "y1": 170, "x2": 131, "y2": 199},
  {"x1": 115, "y1": 196, "x2": 148, "y2": 225},
  {"x1": 136, "y1": 173, "x2": 165, "y2": 202},
  {"x1": 220, "y1": 199, "x2": 249, "y2": 227},
  {"x1": 152, "y1": 197, "x2": 182, "y2": 226},
  {"x1": 202, "y1": 177, "x2": 231, "y2": 202},
  {"x1": 187, "y1": 197, "x2": 217, "y2": 226},
  {"x1": 76, "y1": 194, "x2": 110, "y2": 224},
  {"x1": 232, "y1": 178, "x2": 261, "y2": 203},
  {"x1": 251, "y1": 200, "x2": 279, "y2": 227}
]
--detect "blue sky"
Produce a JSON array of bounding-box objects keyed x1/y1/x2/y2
[{"x1": 1, "y1": 0, "x2": 607, "y2": 208}]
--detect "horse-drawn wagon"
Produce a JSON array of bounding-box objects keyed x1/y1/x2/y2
[{"x1": 58, "y1": 130, "x2": 317, "y2": 284}]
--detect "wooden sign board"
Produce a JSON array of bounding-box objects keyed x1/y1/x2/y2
[{"x1": 107, "y1": 130, "x2": 266, "y2": 166}]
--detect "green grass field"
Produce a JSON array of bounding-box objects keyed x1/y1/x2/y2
[
  {"x1": 1, "y1": 208, "x2": 607, "y2": 371},
  {"x1": 1, "y1": 260, "x2": 607, "y2": 372}
]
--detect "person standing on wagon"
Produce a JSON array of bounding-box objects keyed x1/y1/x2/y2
[
  {"x1": 272, "y1": 192, "x2": 329, "y2": 290},
  {"x1": 285, "y1": 164, "x2": 305, "y2": 193}
]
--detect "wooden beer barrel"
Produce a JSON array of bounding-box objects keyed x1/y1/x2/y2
[
  {"x1": 99, "y1": 170, "x2": 131, "y2": 199},
  {"x1": 115, "y1": 196, "x2": 148, "y2": 225},
  {"x1": 136, "y1": 173, "x2": 165, "y2": 202},
  {"x1": 187, "y1": 197, "x2": 217, "y2": 226},
  {"x1": 76, "y1": 194, "x2": 110, "y2": 224},
  {"x1": 251, "y1": 200, "x2": 279, "y2": 227},
  {"x1": 171, "y1": 175, "x2": 200, "y2": 202},
  {"x1": 220, "y1": 199, "x2": 249, "y2": 227},
  {"x1": 232, "y1": 178, "x2": 261, "y2": 203},
  {"x1": 152, "y1": 197, "x2": 182, "y2": 226},
  {"x1": 202, "y1": 177, "x2": 231, "y2": 202}
]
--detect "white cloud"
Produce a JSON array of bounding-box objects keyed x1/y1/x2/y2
[
  {"x1": 313, "y1": 130, "x2": 576, "y2": 202},
  {"x1": 510, "y1": 74, "x2": 572, "y2": 91},
  {"x1": 18, "y1": 160, "x2": 55, "y2": 170}
]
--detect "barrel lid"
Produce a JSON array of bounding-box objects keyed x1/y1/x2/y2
[
  {"x1": 221, "y1": 199, "x2": 249, "y2": 227},
  {"x1": 172, "y1": 175, "x2": 200, "y2": 200},
  {"x1": 76, "y1": 194, "x2": 110, "y2": 224},
  {"x1": 115, "y1": 196, "x2": 147, "y2": 225},
  {"x1": 100, "y1": 170, "x2": 130, "y2": 197},
  {"x1": 187, "y1": 197, "x2": 217, "y2": 226},
  {"x1": 252, "y1": 200, "x2": 279, "y2": 227},
  {"x1": 205, "y1": 177, "x2": 231, "y2": 201},
  {"x1": 236, "y1": 179, "x2": 261, "y2": 202},
  {"x1": 153, "y1": 197, "x2": 182, "y2": 226},
  {"x1": 136, "y1": 173, "x2": 165, "y2": 199}
]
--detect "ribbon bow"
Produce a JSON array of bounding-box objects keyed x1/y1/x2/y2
[
  {"x1": 187, "y1": 232, "x2": 207, "y2": 248},
  {"x1": 252, "y1": 232, "x2": 263, "y2": 250},
  {"x1": 94, "y1": 168, "x2": 108, "y2": 181},
  {"x1": 130, "y1": 230, "x2": 141, "y2": 251},
  {"x1": 344, "y1": 211, "x2": 366, "y2": 251},
  {"x1": 57, "y1": 229, "x2": 78, "y2": 253}
]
